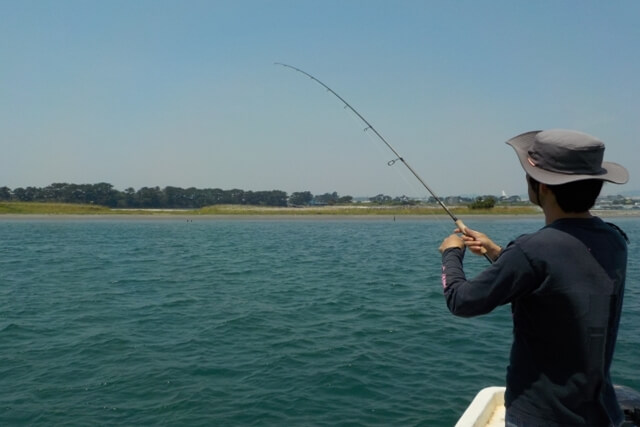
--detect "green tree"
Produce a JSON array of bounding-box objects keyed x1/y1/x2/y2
[
  {"x1": 136, "y1": 186, "x2": 164, "y2": 208},
  {"x1": 314, "y1": 192, "x2": 339, "y2": 205},
  {"x1": 91, "y1": 183, "x2": 119, "y2": 207},
  {"x1": 469, "y1": 196, "x2": 496, "y2": 209},
  {"x1": 13, "y1": 187, "x2": 40, "y2": 201},
  {"x1": 370, "y1": 194, "x2": 392, "y2": 204},
  {"x1": 261, "y1": 190, "x2": 288, "y2": 206},
  {"x1": 164, "y1": 186, "x2": 192, "y2": 208},
  {"x1": 289, "y1": 191, "x2": 313, "y2": 206},
  {"x1": 226, "y1": 189, "x2": 245, "y2": 205},
  {"x1": 0, "y1": 186, "x2": 12, "y2": 200},
  {"x1": 120, "y1": 187, "x2": 136, "y2": 207}
]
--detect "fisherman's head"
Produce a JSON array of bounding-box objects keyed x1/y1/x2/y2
[{"x1": 507, "y1": 129, "x2": 628, "y2": 212}]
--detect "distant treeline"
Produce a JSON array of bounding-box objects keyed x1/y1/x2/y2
[{"x1": 0, "y1": 183, "x2": 355, "y2": 208}]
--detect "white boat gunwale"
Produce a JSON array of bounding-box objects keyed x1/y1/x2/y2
[{"x1": 455, "y1": 386, "x2": 506, "y2": 427}]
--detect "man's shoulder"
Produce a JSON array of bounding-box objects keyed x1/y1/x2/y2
[
  {"x1": 511, "y1": 227, "x2": 557, "y2": 245},
  {"x1": 509, "y1": 226, "x2": 583, "y2": 254},
  {"x1": 511, "y1": 218, "x2": 627, "y2": 256}
]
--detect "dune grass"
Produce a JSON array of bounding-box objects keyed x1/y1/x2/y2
[
  {"x1": 0, "y1": 201, "x2": 541, "y2": 216},
  {"x1": 0, "y1": 202, "x2": 113, "y2": 215},
  {"x1": 187, "y1": 204, "x2": 540, "y2": 216}
]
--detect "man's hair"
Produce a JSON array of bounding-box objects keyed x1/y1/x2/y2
[{"x1": 547, "y1": 179, "x2": 604, "y2": 212}]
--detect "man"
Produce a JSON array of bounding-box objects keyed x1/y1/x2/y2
[{"x1": 439, "y1": 129, "x2": 629, "y2": 426}]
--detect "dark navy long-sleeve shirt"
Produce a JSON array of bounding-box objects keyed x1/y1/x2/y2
[{"x1": 441, "y1": 217, "x2": 627, "y2": 426}]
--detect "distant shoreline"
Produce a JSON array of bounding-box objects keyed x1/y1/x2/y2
[
  {"x1": 1, "y1": 210, "x2": 638, "y2": 221},
  {"x1": 2, "y1": 201, "x2": 639, "y2": 219}
]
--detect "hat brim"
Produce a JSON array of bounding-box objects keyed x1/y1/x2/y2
[{"x1": 506, "y1": 130, "x2": 629, "y2": 185}]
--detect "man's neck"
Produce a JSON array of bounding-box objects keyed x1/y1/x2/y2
[
  {"x1": 543, "y1": 207, "x2": 592, "y2": 225},
  {"x1": 535, "y1": 184, "x2": 594, "y2": 225}
]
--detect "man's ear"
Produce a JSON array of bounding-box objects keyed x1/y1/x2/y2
[
  {"x1": 537, "y1": 183, "x2": 557, "y2": 206},
  {"x1": 539, "y1": 183, "x2": 554, "y2": 196}
]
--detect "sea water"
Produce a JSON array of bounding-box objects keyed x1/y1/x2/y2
[{"x1": 1, "y1": 217, "x2": 638, "y2": 426}]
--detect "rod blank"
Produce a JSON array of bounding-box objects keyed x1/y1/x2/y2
[{"x1": 277, "y1": 63, "x2": 493, "y2": 263}]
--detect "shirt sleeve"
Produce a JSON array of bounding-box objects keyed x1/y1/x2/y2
[{"x1": 441, "y1": 242, "x2": 538, "y2": 317}]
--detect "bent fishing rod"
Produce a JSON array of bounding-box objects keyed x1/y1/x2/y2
[{"x1": 276, "y1": 63, "x2": 492, "y2": 263}]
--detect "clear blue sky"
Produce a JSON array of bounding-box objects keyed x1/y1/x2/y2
[{"x1": 2, "y1": 0, "x2": 639, "y2": 198}]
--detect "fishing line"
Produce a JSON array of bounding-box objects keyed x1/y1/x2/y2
[
  {"x1": 342, "y1": 106, "x2": 419, "y2": 199},
  {"x1": 338, "y1": 104, "x2": 449, "y2": 233},
  {"x1": 276, "y1": 63, "x2": 492, "y2": 263}
]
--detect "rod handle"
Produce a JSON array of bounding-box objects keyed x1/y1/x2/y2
[{"x1": 454, "y1": 219, "x2": 469, "y2": 235}]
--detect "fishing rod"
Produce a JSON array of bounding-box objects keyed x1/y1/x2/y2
[{"x1": 276, "y1": 63, "x2": 492, "y2": 263}]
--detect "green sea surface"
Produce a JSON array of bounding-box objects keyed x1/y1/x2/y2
[{"x1": 1, "y1": 217, "x2": 638, "y2": 426}]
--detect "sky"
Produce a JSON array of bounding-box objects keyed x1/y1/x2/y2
[{"x1": 2, "y1": 0, "x2": 639, "y2": 198}]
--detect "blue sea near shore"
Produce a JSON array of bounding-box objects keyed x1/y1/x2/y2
[{"x1": 1, "y1": 216, "x2": 639, "y2": 426}]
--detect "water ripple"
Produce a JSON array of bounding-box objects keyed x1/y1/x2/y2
[{"x1": 0, "y1": 218, "x2": 638, "y2": 426}]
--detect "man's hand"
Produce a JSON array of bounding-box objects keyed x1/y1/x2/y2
[
  {"x1": 456, "y1": 227, "x2": 502, "y2": 261},
  {"x1": 439, "y1": 234, "x2": 465, "y2": 253}
]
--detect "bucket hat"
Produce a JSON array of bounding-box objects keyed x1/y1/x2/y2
[{"x1": 506, "y1": 129, "x2": 629, "y2": 185}]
